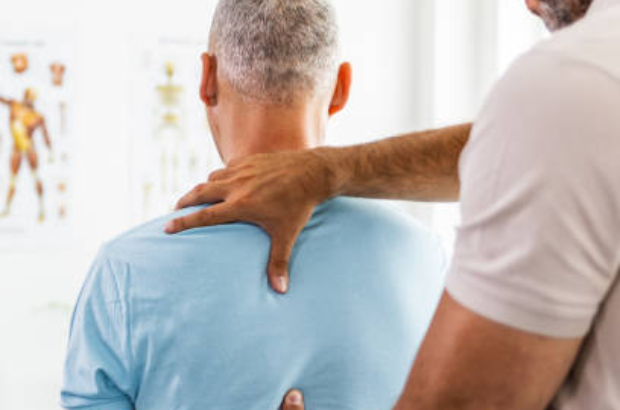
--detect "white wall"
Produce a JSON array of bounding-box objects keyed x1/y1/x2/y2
[{"x1": 431, "y1": 0, "x2": 546, "y2": 251}]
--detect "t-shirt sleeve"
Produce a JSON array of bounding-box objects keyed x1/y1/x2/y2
[
  {"x1": 61, "y1": 249, "x2": 135, "y2": 410},
  {"x1": 446, "y1": 51, "x2": 620, "y2": 338}
]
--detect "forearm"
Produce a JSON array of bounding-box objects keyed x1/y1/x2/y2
[{"x1": 319, "y1": 123, "x2": 471, "y2": 202}]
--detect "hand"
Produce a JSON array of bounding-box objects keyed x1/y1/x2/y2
[
  {"x1": 166, "y1": 149, "x2": 336, "y2": 293},
  {"x1": 281, "y1": 389, "x2": 305, "y2": 410}
]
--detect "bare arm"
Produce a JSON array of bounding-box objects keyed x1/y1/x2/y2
[
  {"x1": 323, "y1": 123, "x2": 471, "y2": 202},
  {"x1": 395, "y1": 292, "x2": 582, "y2": 410},
  {"x1": 167, "y1": 123, "x2": 471, "y2": 292}
]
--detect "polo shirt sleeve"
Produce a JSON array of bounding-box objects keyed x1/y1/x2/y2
[
  {"x1": 446, "y1": 50, "x2": 620, "y2": 338},
  {"x1": 61, "y1": 249, "x2": 135, "y2": 410}
]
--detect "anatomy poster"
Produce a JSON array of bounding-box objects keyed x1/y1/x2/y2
[
  {"x1": 0, "y1": 31, "x2": 74, "y2": 249},
  {"x1": 130, "y1": 37, "x2": 221, "y2": 223}
]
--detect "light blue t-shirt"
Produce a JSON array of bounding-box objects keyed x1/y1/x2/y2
[{"x1": 61, "y1": 198, "x2": 446, "y2": 410}]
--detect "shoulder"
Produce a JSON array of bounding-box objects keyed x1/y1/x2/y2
[
  {"x1": 494, "y1": 10, "x2": 620, "y2": 111},
  {"x1": 101, "y1": 205, "x2": 269, "y2": 269},
  {"x1": 463, "y1": 43, "x2": 620, "y2": 200},
  {"x1": 473, "y1": 40, "x2": 620, "y2": 157},
  {"x1": 533, "y1": 7, "x2": 620, "y2": 72},
  {"x1": 324, "y1": 197, "x2": 424, "y2": 231},
  {"x1": 102, "y1": 206, "x2": 209, "y2": 265},
  {"x1": 324, "y1": 198, "x2": 445, "y2": 259},
  {"x1": 495, "y1": 48, "x2": 616, "y2": 105},
  {"x1": 100, "y1": 198, "x2": 445, "y2": 273}
]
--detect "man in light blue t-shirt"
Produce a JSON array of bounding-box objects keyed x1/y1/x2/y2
[{"x1": 61, "y1": 1, "x2": 446, "y2": 409}]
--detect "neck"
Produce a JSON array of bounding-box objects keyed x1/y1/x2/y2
[{"x1": 217, "y1": 102, "x2": 327, "y2": 163}]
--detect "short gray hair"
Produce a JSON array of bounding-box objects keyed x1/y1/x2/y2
[{"x1": 209, "y1": 0, "x2": 340, "y2": 104}]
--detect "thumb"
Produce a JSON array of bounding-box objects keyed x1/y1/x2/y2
[
  {"x1": 268, "y1": 231, "x2": 298, "y2": 294},
  {"x1": 281, "y1": 389, "x2": 305, "y2": 410}
]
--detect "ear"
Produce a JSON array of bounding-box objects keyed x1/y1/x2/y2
[
  {"x1": 328, "y1": 62, "x2": 352, "y2": 116},
  {"x1": 525, "y1": 0, "x2": 541, "y2": 16},
  {"x1": 200, "y1": 53, "x2": 218, "y2": 106}
]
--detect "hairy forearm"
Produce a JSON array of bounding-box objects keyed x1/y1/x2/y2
[{"x1": 319, "y1": 123, "x2": 471, "y2": 202}]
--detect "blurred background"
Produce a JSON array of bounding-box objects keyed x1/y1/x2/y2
[{"x1": 0, "y1": 0, "x2": 546, "y2": 408}]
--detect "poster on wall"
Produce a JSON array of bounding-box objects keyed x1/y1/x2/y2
[
  {"x1": 130, "y1": 37, "x2": 221, "y2": 224},
  {"x1": 0, "y1": 30, "x2": 74, "y2": 249}
]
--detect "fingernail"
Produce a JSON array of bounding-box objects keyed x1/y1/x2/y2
[
  {"x1": 165, "y1": 221, "x2": 176, "y2": 233},
  {"x1": 276, "y1": 277, "x2": 289, "y2": 293},
  {"x1": 287, "y1": 391, "x2": 302, "y2": 405}
]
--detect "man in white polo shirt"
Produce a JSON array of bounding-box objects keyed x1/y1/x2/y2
[{"x1": 168, "y1": 0, "x2": 620, "y2": 409}]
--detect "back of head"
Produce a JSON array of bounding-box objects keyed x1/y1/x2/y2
[{"x1": 210, "y1": 0, "x2": 340, "y2": 105}]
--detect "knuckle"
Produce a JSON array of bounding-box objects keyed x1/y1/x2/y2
[
  {"x1": 227, "y1": 158, "x2": 241, "y2": 167},
  {"x1": 233, "y1": 194, "x2": 252, "y2": 208},
  {"x1": 198, "y1": 209, "x2": 212, "y2": 223},
  {"x1": 208, "y1": 170, "x2": 223, "y2": 181},
  {"x1": 212, "y1": 181, "x2": 228, "y2": 192},
  {"x1": 190, "y1": 184, "x2": 204, "y2": 198}
]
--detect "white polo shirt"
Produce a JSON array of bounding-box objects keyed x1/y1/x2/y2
[{"x1": 446, "y1": 0, "x2": 620, "y2": 408}]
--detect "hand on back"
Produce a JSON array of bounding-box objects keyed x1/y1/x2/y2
[{"x1": 166, "y1": 149, "x2": 334, "y2": 293}]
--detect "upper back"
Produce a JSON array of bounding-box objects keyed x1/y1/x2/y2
[{"x1": 104, "y1": 198, "x2": 446, "y2": 410}]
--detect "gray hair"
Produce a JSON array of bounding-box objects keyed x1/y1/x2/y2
[{"x1": 209, "y1": 0, "x2": 340, "y2": 105}]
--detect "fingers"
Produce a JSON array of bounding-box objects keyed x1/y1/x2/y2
[
  {"x1": 281, "y1": 389, "x2": 304, "y2": 410},
  {"x1": 165, "y1": 203, "x2": 236, "y2": 234},
  {"x1": 175, "y1": 182, "x2": 226, "y2": 210},
  {"x1": 208, "y1": 168, "x2": 231, "y2": 182},
  {"x1": 268, "y1": 231, "x2": 297, "y2": 294}
]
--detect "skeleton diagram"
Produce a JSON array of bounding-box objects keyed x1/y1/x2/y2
[
  {"x1": 0, "y1": 88, "x2": 52, "y2": 222},
  {"x1": 155, "y1": 61, "x2": 184, "y2": 195}
]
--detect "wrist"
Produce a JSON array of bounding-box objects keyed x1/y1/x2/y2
[{"x1": 308, "y1": 146, "x2": 346, "y2": 200}]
